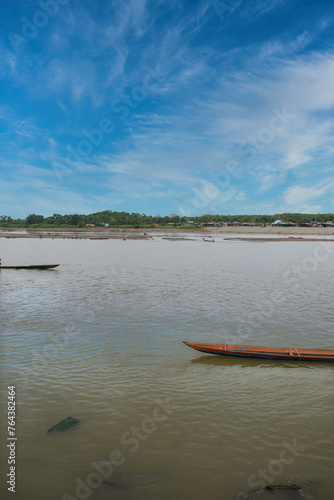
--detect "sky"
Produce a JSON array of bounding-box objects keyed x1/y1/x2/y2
[{"x1": 1, "y1": 0, "x2": 334, "y2": 218}]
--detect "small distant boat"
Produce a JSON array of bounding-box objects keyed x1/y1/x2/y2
[
  {"x1": 183, "y1": 342, "x2": 334, "y2": 361},
  {"x1": 202, "y1": 237, "x2": 215, "y2": 242},
  {"x1": 0, "y1": 264, "x2": 59, "y2": 270}
]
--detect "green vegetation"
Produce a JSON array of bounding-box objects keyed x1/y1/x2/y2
[{"x1": 0, "y1": 211, "x2": 333, "y2": 228}]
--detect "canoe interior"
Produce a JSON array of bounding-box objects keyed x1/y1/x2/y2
[{"x1": 183, "y1": 342, "x2": 334, "y2": 361}]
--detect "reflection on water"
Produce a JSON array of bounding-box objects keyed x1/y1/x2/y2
[
  {"x1": 188, "y1": 354, "x2": 333, "y2": 369},
  {"x1": 0, "y1": 238, "x2": 333, "y2": 500}
]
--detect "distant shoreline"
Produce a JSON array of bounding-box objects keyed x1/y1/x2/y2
[{"x1": 1, "y1": 225, "x2": 334, "y2": 239}]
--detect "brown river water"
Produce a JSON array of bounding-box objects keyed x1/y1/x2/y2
[{"x1": 0, "y1": 235, "x2": 333, "y2": 500}]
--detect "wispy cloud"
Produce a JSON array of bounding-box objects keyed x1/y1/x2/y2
[{"x1": 239, "y1": 0, "x2": 285, "y2": 21}]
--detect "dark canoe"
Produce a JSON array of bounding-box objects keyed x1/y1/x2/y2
[
  {"x1": 183, "y1": 341, "x2": 334, "y2": 361},
  {"x1": 0, "y1": 264, "x2": 59, "y2": 269}
]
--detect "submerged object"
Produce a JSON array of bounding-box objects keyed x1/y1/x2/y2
[
  {"x1": 248, "y1": 482, "x2": 314, "y2": 498},
  {"x1": 183, "y1": 342, "x2": 334, "y2": 361},
  {"x1": 47, "y1": 416, "x2": 80, "y2": 434}
]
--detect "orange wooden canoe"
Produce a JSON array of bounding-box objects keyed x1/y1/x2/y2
[{"x1": 183, "y1": 341, "x2": 334, "y2": 361}]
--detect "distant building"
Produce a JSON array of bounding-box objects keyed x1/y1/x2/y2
[
  {"x1": 202, "y1": 222, "x2": 219, "y2": 227},
  {"x1": 272, "y1": 220, "x2": 296, "y2": 227}
]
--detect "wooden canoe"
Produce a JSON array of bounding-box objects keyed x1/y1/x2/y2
[
  {"x1": 0, "y1": 264, "x2": 59, "y2": 269},
  {"x1": 183, "y1": 341, "x2": 334, "y2": 361}
]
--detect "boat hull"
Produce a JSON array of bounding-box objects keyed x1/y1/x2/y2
[
  {"x1": 0, "y1": 264, "x2": 59, "y2": 269},
  {"x1": 183, "y1": 342, "x2": 334, "y2": 361}
]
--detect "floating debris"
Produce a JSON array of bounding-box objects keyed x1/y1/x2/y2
[
  {"x1": 47, "y1": 416, "x2": 80, "y2": 434},
  {"x1": 248, "y1": 481, "x2": 314, "y2": 499}
]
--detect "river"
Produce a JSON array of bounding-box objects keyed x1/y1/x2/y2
[{"x1": 0, "y1": 236, "x2": 333, "y2": 500}]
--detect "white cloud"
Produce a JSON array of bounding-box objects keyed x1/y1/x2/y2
[{"x1": 284, "y1": 180, "x2": 334, "y2": 210}]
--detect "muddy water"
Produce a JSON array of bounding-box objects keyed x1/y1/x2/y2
[{"x1": 0, "y1": 237, "x2": 333, "y2": 500}]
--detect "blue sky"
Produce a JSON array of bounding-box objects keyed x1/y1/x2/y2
[{"x1": 1, "y1": 0, "x2": 334, "y2": 218}]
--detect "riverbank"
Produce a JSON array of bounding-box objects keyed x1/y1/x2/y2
[{"x1": 1, "y1": 225, "x2": 334, "y2": 238}]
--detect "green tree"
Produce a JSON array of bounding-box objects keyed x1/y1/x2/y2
[{"x1": 26, "y1": 214, "x2": 44, "y2": 225}]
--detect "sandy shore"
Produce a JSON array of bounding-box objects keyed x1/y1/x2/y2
[
  {"x1": 215, "y1": 226, "x2": 334, "y2": 235},
  {"x1": 224, "y1": 237, "x2": 334, "y2": 242},
  {"x1": 0, "y1": 225, "x2": 334, "y2": 239}
]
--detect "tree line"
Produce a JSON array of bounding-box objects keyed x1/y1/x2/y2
[{"x1": 0, "y1": 211, "x2": 333, "y2": 228}]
